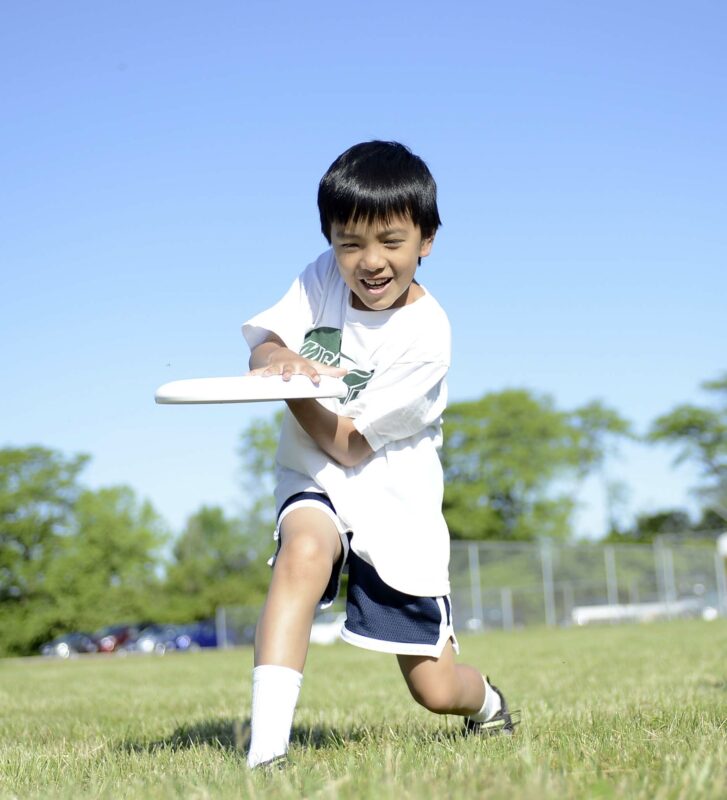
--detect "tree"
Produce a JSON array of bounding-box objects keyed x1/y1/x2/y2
[
  {"x1": 648, "y1": 372, "x2": 727, "y2": 523},
  {"x1": 43, "y1": 486, "x2": 168, "y2": 633},
  {"x1": 605, "y1": 505, "x2": 726, "y2": 543},
  {"x1": 164, "y1": 505, "x2": 269, "y2": 619},
  {"x1": 0, "y1": 446, "x2": 174, "y2": 655},
  {"x1": 605, "y1": 508, "x2": 693, "y2": 543},
  {"x1": 0, "y1": 446, "x2": 88, "y2": 604},
  {"x1": 0, "y1": 447, "x2": 90, "y2": 654},
  {"x1": 441, "y1": 389, "x2": 631, "y2": 541},
  {"x1": 570, "y1": 400, "x2": 635, "y2": 533},
  {"x1": 237, "y1": 410, "x2": 283, "y2": 553},
  {"x1": 570, "y1": 400, "x2": 634, "y2": 471}
]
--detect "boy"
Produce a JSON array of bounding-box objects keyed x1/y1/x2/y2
[{"x1": 243, "y1": 140, "x2": 518, "y2": 768}]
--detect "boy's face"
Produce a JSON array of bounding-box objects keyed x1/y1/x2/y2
[{"x1": 330, "y1": 215, "x2": 434, "y2": 311}]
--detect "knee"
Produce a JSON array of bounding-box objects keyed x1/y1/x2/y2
[
  {"x1": 275, "y1": 532, "x2": 333, "y2": 578},
  {"x1": 407, "y1": 682, "x2": 457, "y2": 715}
]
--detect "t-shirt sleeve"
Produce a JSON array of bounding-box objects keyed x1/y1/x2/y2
[
  {"x1": 351, "y1": 359, "x2": 448, "y2": 452},
  {"x1": 242, "y1": 275, "x2": 312, "y2": 353},
  {"x1": 241, "y1": 251, "x2": 333, "y2": 353}
]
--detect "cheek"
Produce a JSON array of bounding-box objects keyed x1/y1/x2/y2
[{"x1": 337, "y1": 264, "x2": 357, "y2": 287}]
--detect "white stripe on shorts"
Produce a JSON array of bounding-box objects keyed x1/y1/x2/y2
[{"x1": 340, "y1": 601, "x2": 459, "y2": 658}]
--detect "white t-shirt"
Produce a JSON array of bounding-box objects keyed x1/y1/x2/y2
[{"x1": 242, "y1": 249, "x2": 452, "y2": 596}]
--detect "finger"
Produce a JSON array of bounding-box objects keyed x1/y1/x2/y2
[
  {"x1": 298, "y1": 364, "x2": 320, "y2": 384},
  {"x1": 315, "y1": 365, "x2": 348, "y2": 377}
]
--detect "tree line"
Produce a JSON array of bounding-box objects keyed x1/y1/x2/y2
[{"x1": 1, "y1": 373, "x2": 725, "y2": 656}]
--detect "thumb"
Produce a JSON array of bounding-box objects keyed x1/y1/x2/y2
[{"x1": 317, "y1": 365, "x2": 348, "y2": 377}]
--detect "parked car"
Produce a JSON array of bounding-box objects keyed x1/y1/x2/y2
[
  {"x1": 122, "y1": 624, "x2": 181, "y2": 655},
  {"x1": 94, "y1": 624, "x2": 139, "y2": 653},
  {"x1": 40, "y1": 632, "x2": 98, "y2": 658},
  {"x1": 309, "y1": 611, "x2": 346, "y2": 645},
  {"x1": 174, "y1": 621, "x2": 218, "y2": 651}
]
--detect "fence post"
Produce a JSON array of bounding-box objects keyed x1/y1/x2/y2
[
  {"x1": 654, "y1": 540, "x2": 677, "y2": 618},
  {"x1": 501, "y1": 587, "x2": 514, "y2": 631},
  {"x1": 468, "y1": 543, "x2": 483, "y2": 627},
  {"x1": 654, "y1": 541, "x2": 666, "y2": 605},
  {"x1": 561, "y1": 582, "x2": 574, "y2": 626},
  {"x1": 663, "y1": 546, "x2": 677, "y2": 617},
  {"x1": 715, "y1": 550, "x2": 727, "y2": 616},
  {"x1": 215, "y1": 606, "x2": 228, "y2": 649},
  {"x1": 604, "y1": 546, "x2": 619, "y2": 606},
  {"x1": 540, "y1": 538, "x2": 557, "y2": 626}
]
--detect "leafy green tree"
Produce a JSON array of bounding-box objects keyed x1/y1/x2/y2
[
  {"x1": 605, "y1": 506, "x2": 725, "y2": 543},
  {"x1": 570, "y1": 400, "x2": 634, "y2": 471},
  {"x1": 237, "y1": 410, "x2": 283, "y2": 553},
  {"x1": 571, "y1": 400, "x2": 635, "y2": 533},
  {"x1": 0, "y1": 447, "x2": 90, "y2": 654},
  {"x1": 441, "y1": 389, "x2": 631, "y2": 541},
  {"x1": 693, "y1": 507, "x2": 727, "y2": 531},
  {"x1": 605, "y1": 508, "x2": 693, "y2": 543},
  {"x1": 0, "y1": 446, "x2": 173, "y2": 655},
  {"x1": 239, "y1": 413, "x2": 281, "y2": 487},
  {"x1": 648, "y1": 372, "x2": 727, "y2": 523},
  {"x1": 164, "y1": 505, "x2": 269, "y2": 620},
  {"x1": 0, "y1": 446, "x2": 88, "y2": 604},
  {"x1": 43, "y1": 486, "x2": 168, "y2": 633}
]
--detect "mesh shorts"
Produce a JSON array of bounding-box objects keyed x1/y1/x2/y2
[{"x1": 275, "y1": 491, "x2": 459, "y2": 657}]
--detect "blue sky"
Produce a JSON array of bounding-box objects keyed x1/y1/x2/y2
[{"x1": 2, "y1": 1, "x2": 725, "y2": 538}]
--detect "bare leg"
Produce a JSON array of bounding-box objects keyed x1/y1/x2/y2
[
  {"x1": 397, "y1": 640, "x2": 486, "y2": 715},
  {"x1": 254, "y1": 506, "x2": 342, "y2": 672},
  {"x1": 248, "y1": 507, "x2": 342, "y2": 767}
]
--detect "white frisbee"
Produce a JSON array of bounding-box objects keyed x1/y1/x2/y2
[{"x1": 155, "y1": 374, "x2": 348, "y2": 405}]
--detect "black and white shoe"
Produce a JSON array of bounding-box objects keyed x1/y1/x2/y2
[
  {"x1": 464, "y1": 679, "x2": 520, "y2": 736},
  {"x1": 251, "y1": 754, "x2": 287, "y2": 770}
]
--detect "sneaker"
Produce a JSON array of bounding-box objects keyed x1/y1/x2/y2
[
  {"x1": 250, "y1": 754, "x2": 287, "y2": 771},
  {"x1": 464, "y1": 679, "x2": 521, "y2": 736}
]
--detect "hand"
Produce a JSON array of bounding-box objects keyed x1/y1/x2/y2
[{"x1": 249, "y1": 345, "x2": 347, "y2": 385}]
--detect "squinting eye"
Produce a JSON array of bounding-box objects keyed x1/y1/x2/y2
[{"x1": 385, "y1": 240, "x2": 404, "y2": 247}]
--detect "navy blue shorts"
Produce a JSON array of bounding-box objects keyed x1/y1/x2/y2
[{"x1": 275, "y1": 492, "x2": 459, "y2": 657}]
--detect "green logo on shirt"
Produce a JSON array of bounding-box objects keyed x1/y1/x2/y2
[
  {"x1": 301, "y1": 327, "x2": 373, "y2": 403},
  {"x1": 300, "y1": 327, "x2": 342, "y2": 366}
]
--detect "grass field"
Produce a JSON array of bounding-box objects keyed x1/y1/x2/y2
[{"x1": 1, "y1": 620, "x2": 725, "y2": 799}]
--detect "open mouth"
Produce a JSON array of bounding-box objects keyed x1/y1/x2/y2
[{"x1": 360, "y1": 277, "x2": 392, "y2": 294}]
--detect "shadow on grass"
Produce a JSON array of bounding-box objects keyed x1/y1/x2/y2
[
  {"x1": 120, "y1": 717, "x2": 465, "y2": 756},
  {"x1": 120, "y1": 718, "x2": 245, "y2": 755}
]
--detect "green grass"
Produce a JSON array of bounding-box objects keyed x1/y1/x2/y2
[{"x1": 1, "y1": 620, "x2": 725, "y2": 799}]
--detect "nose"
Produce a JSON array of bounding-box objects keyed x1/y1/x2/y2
[{"x1": 359, "y1": 245, "x2": 386, "y2": 272}]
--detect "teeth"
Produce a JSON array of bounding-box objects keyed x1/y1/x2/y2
[{"x1": 362, "y1": 278, "x2": 390, "y2": 286}]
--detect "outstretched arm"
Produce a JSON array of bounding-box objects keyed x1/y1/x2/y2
[{"x1": 249, "y1": 335, "x2": 374, "y2": 468}]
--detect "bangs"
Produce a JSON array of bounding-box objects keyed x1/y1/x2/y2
[{"x1": 324, "y1": 184, "x2": 423, "y2": 234}]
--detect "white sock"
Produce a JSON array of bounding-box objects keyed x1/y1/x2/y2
[
  {"x1": 247, "y1": 664, "x2": 303, "y2": 768},
  {"x1": 468, "y1": 675, "x2": 502, "y2": 722}
]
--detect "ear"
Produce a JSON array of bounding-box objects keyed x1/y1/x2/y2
[{"x1": 419, "y1": 233, "x2": 435, "y2": 259}]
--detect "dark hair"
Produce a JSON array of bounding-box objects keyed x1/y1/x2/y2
[{"x1": 318, "y1": 141, "x2": 442, "y2": 243}]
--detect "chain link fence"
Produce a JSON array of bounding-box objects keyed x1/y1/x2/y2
[
  {"x1": 216, "y1": 535, "x2": 727, "y2": 644},
  {"x1": 449, "y1": 536, "x2": 727, "y2": 631}
]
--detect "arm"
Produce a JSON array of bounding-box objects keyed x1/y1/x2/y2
[
  {"x1": 286, "y1": 398, "x2": 373, "y2": 468},
  {"x1": 249, "y1": 334, "x2": 373, "y2": 468}
]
